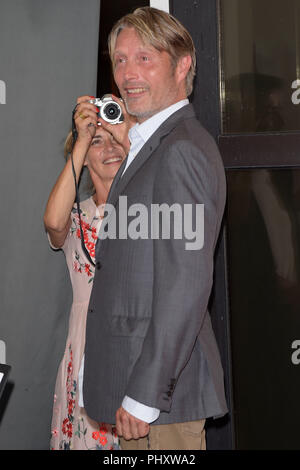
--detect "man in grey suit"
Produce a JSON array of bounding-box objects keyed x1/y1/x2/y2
[{"x1": 83, "y1": 7, "x2": 228, "y2": 450}]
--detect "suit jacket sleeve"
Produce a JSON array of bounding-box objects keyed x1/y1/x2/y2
[{"x1": 125, "y1": 138, "x2": 223, "y2": 411}]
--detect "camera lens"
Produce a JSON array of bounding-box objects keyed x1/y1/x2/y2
[{"x1": 103, "y1": 103, "x2": 120, "y2": 121}]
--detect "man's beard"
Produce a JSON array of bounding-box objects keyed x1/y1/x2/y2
[{"x1": 124, "y1": 98, "x2": 162, "y2": 122}]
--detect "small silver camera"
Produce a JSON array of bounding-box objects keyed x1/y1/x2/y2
[{"x1": 89, "y1": 94, "x2": 124, "y2": 125}]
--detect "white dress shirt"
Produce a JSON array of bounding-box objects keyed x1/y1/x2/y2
[{"x1": 78, "y1": 99, "x2": 189, "y2": 423}]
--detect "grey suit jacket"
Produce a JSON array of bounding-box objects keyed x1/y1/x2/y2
[{"x1": 83, "y1": 104, "x2": 228, "y2": 424}]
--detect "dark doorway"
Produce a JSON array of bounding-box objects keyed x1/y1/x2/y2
[
  {"x1": 219, "y1": 0, "x2": 300, "y2": 449},
  {"x1": 97, "y1": 0, "x2": 149, "y2": 97}
]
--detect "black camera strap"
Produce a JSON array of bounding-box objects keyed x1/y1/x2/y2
[{"x1": 71, "y1": 105, "x2": 95, "y2": 267}]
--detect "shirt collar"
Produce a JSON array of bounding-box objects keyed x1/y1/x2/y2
[{"x1": 128, "y1": 99, "x2": 189, "y2": 146}]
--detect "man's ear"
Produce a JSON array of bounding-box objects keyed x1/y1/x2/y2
[{"x1": 176, "y1": 55, "x2": 192, "y2": 82}]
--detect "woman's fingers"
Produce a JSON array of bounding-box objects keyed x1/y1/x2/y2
[
  {"x1": 75, "y1": 108, "x2": 98, "y2": 123},
  {"x1": 76, "y1": 95, "x2": 95, "y2": 105},
  {"x1": 74, "y1": 105, "x2": 99, "y2": 142},
  {"x1": 75, "y1": 102, "x2": 99, "y2": 117}
]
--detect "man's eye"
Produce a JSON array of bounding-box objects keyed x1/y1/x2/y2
[
  {"x1": 91, "y1": 139, "x2": 102, "y2": 145},
  {"x1": 115, "y1": 57, "x2": 126, "y2": 65},
  {"x1": 141, "y1": 56, "x2": 149, "y2": 62}
]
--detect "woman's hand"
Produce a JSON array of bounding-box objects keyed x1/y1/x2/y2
[
  {"x1": 44, "y1": 95, "x2": 98, "y2": 246},
  {"x1": 98, "y1": 95, "x2": 136, "y2": 155},
  {"x1": 73, "y1": 95, "x2": 99, "y2": 148}
]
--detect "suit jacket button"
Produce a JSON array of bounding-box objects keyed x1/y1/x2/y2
[{"x1": 96, "y1": 261, "x2": 101, "y2": 270}]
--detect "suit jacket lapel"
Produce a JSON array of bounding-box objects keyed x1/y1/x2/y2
[
  {"x1": 108, "y1": 104, "x2": 196, "y2": 208},
  {"x1": 107, "y1": 131, "x2": 161, "y2": 208},
  {"x1": 105, "y1": 155, "x2": 128, "y2": 203},
  {"x1": 96, "y1": 104, "x2": 196, "y2": 258}
]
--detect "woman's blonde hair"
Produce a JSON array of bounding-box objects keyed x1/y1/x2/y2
[{"x1": 108, "y1": 7, "x2": 196, "y2": 97}]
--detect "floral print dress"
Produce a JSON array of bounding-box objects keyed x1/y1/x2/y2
[{"x1": 49, "y1": 197, "x2": 120, "y2": 450}]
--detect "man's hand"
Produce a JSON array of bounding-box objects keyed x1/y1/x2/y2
[{"x1": 116, "y1": 406, "x2": 150, "y2": 440}]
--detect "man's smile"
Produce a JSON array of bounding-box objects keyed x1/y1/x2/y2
[{"x1": 126, "y1": 87, "x2": 147, "y2": 94}]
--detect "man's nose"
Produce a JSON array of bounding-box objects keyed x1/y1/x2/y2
[{"x1": 123, "y1": 59, "x2": 139, "y2": 81}]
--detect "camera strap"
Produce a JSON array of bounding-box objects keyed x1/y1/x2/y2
[{"x1": 71, "y1": 105, "x2": 95, "y2": 267}]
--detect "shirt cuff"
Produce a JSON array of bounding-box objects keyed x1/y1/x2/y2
[{"x1": 122, "y1": 396, "x2": 160, "y2": 424}]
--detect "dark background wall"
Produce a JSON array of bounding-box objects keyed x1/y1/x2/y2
[{"x1": 0, "y1": 0, "x2": 100, "y2": 449}]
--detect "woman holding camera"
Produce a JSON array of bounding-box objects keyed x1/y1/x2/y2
[{"x1": 44, "y1": 95, "x2": 134, "y2": 450}]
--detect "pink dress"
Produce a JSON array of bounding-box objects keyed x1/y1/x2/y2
[{"x1": 49, "y1": 197, "x2": 120, "y2": 450}]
